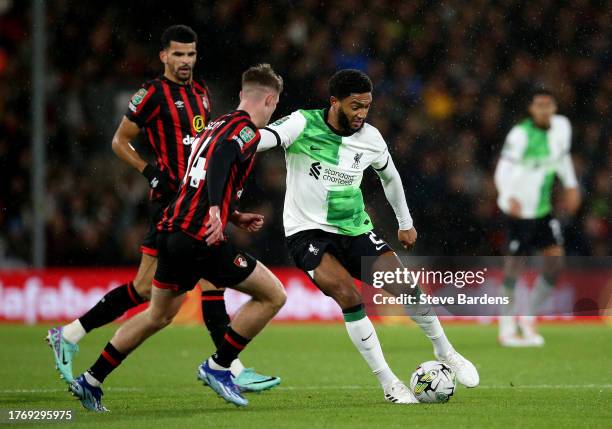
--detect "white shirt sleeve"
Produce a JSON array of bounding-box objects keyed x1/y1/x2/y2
[
  {"x1": 257, "y1": 110, "x2": 307, "y2": 153},
  {"x1": 374, "y1": 153, "x2": 413, "y2": 230},
  {"x1": 556, "y1": 153, "x2": 578, "y2": 188},
  {"x1": 501, "y1": 126, "x2": 527, "y2": 161},
  {"x1": 555, "y1": 117, "x2": 578, "y2": 188}
]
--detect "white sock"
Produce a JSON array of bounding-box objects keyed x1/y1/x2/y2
[
  {"x1": 208, "y1": 357, "x2": 229, "y2": 371},
  {"x1": 410, "y1": 314, "x2": 453, "y2": 358},
  {"x1": 62, "y1": 320, "x2": 86, "y2": 344},
  {"x1": 230, "y1": 359, "x2": 245, "y2": 377},
  {"x1": 84, "y1": 371, "x2": 101, "y2": 387},
  {"x1": 344, "y1": 314, "x2": 399, "y2": 388}
]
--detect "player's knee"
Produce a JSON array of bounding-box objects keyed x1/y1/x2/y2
[
  {"x1": 133, "y1": 281, "x2": 152, "y2": 301},
  {"x1": 133, "y1": 274, "x2": 153, "y2": 300},
  {"x1": 265, "y1": 278, "x2": 287, "y2": 314},
  {"x1": 147, "y1": 311, "x2": 174, "y2": 330}
]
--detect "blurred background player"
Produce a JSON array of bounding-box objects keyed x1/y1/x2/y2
[
  {"x1": 495, "y1": 89, "x2": 581, "y2": 347},
  {"x1": 46, "y1": 24, "x2": 279, "y2": 390},
  {"x1": 69, "y1": 64, "x2": 286, "y2": 411},
  {"x1": 258, "y1": 69, "x2": 479, "y2": 404}
]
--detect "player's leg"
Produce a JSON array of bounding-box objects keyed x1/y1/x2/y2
[
  {"x1": 200, "y1": 280, "x2": 230, "y2": 348},
  {"x1": 499, "y1": 254, "x2": 527, "y2": 346},
  {"x1": 519, "y1": 216, "x2": 565, "y2": 346},
  {"x1": 498, "y1": 214, "x2": 532, "y2": 346},
  {"x1": 69, "y1": 285, "x2": 186, "y2": 412},
  {"x1": 68, "y1": 231, "x2": 192, "y2": 412},
  {"x1": 311, "y1": 252, "x2": 417, "y2": 404},
  {"x1": 519, "y1": 244, "x2": 563, "y2": 346},
  {"x1": 284, "y1": 230, "x2": 416, "y2": 403},
  {"x1": 199, "y1": 279, "x2": 281, "y2": 391},
  {"x1": 46, "y1": 252, "x2": 152, "y2": 383},
  {"x1": 198, "y1": 260, "x2": 286, "y2": 406},
  {"x1": 368, "y1": 249, "x2": 479, "y2": 388}
]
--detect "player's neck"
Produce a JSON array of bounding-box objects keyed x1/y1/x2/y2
[{"x1": 236, "y1": 101, "x2": 263, "y2": 128}]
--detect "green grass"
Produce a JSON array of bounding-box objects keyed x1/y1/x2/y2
[{"x1": 0, "y1": 323, "x2": 610, "y2": 428}]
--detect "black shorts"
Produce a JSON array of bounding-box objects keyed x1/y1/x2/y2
[
  {"x1": 140, "y1": 197, "x2": 171, "y2": 257},
  {"x1": 505, "y1": 214, "x2": 564, "y2": 255},
  {"x1": 286, "y1": 229, "x2": 392, "y2": 279},
  {"x1": 153, "y1": 231, "x2": 257, "y2": 294}
]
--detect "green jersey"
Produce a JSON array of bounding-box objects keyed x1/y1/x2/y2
[
  {"x1": 267, "y1": 109, "x2": 391, "y2": 237},
  {"x1": 494, "y1": 114, "x2": 577, "y2": 219}
]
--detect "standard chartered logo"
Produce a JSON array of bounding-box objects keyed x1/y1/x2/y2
[
  {"x1": 322, "y1": 167, "x2": 355, "y2": 185},
  {"x1": 308, "y1": 163, "x2": 355, "y2": 185}
]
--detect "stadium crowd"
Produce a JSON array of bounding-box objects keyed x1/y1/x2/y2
[{"x1": 1, "y1": 0, "x2": 610, "y2": 267}]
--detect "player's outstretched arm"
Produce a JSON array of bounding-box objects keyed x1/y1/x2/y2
[
  {"x1": 257, "y1": 111, "x2": 306, "y2": 152},
  {"x1": 374, "y1": 155, "x2": 416, "y2": 249},
  {"x1": 257, "y1": 128, "x2": 281, "y2": 152}
]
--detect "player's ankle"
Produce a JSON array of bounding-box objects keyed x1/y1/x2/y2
[
  {"x1": 84, "y1": 371, "x2": 102, "y2": 387},
  {"x1": 208, "y1": 356, "x2": 230, "y2": 371}
]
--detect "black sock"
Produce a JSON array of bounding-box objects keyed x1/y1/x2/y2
[
  {"x1": 201, "y1": 290, "x2": 230, "y2": 348},
  {"x1": 88, "y1": 342, "x2": 126, "y2": 383},
  {"x1": 212, "y1": 327, "x2": 251, "y2": 368},
  {"x1": 79, "y1": 282, "x2": 145, "y2": 332}
]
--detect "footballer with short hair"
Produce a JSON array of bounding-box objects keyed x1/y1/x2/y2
[
  {"x1": 258, "y1": 69, "x2": 480, "y2": 404},
  {"x1": 495, "y1": 88, "x2": 581, "y2": 347}
]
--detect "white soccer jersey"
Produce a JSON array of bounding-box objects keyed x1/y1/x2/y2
[
  {"x1": 494, "y1": 115, "x2": 578, "y2": 219},
  {"x1": 266, "y1": 109, "x2": 392, "y2": 237}
]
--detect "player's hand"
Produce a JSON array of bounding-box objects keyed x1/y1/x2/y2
[
  {"x1": 508, "y1": 197, "x2": 522, "y2": 218},
  {"x1": 205, "y1": 206, "x2": 224, "y2": 246},
  {"x1": 559, "y1": 188, "x2": 581, "y2": 216},
  {"x1": 142, "y1": 164, "x2": 171, "y2": 194},
  {"x1": 230, "y1": 211, "x2": 264, "y2": 232},
  {"x1": 398, "y1": 227, "x2": 417, "y2": 250}
]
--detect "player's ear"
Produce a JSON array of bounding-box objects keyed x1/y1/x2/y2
[
  {"x1": 159, "y1": 50, "x2": 167, "y2": 64},
  {"x1": 239, "y1": 90, "x2": 244, "y2": 101},
  {"x1": 330, "y1": 96, "x2": 339, "y2": 109},
  {"x1": 264, "y1": 92, "x2": 276, "y2": 107}
]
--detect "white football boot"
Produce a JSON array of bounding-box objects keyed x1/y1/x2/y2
[
  {"x1": 383, "y1": 381, "x2": 420, "y2": 404},
  {"x1": 518, "y1": 316, "x2": 545, "y2": 347},
  {"x1": 498, "y1": 315, "x2": 532, "y2": 347},
  {"x1": 436, "y1": 349, "x2": 480, "y2": 388}
]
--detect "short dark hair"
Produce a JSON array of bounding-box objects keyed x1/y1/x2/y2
[
  {"x1": 242, "y1": 63, "x2": 284, "y2": 93},
  {"x1": 329, "y1": 69, "x2": 372, "y2": 100},
  {"x1": 161, "y1": 25, "x2": 197, "y2": 49},
  {"x1": 529, "y1": 87, "x2": 556, "y2": 103}
]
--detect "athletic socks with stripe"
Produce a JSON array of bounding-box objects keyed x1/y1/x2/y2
[
  {"x1": 69, "y1": 282, "x2": 145, "y2": 344},
  {"x1": 87, "y1": 342, "x2": 126, "y2": 385},
  {"x1": 343, "y1": 304, "x2": 399, "y2": 388},
  {"x1": 211, "y1": 327, "x2": 251, "y2": 369}
]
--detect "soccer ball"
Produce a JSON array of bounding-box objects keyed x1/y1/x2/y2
[{"x1": 409, "y1": 360, "x2": 456, "y2": 403}]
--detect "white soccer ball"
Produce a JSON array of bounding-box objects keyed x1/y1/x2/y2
[{"x1": 409, "y1": 360, "x2": 456, "y2": 403}]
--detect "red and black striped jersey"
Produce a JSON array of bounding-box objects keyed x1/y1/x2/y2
[
  {"x1": 125, "y1": 76, "x2": 212, "y2": 200},
  {"x1": 157, "y1": 110, "x2": 260, "y2": 241}
]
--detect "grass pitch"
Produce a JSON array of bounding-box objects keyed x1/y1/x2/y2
[{"x1": 0, "y1": 323, "x2": 610, "y2": 428}]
